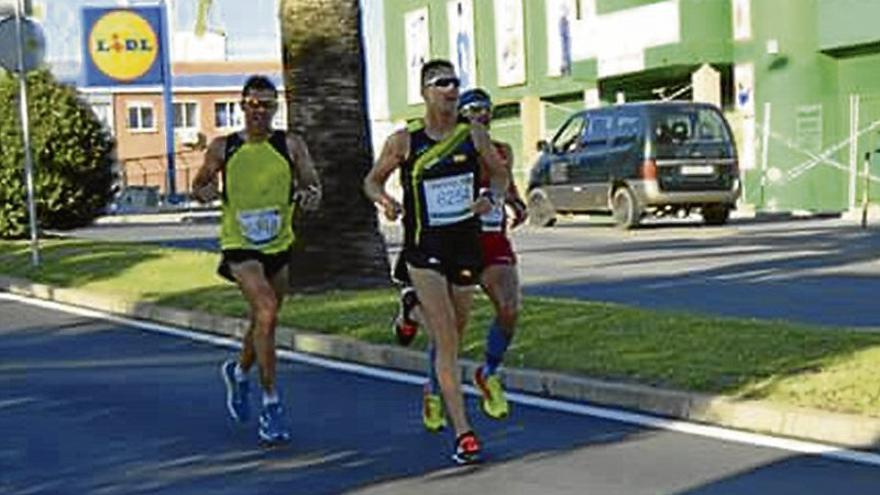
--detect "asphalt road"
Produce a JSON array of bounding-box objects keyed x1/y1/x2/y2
[
  {"x1": 515, "y1": 215, "x2": 880, "y2": 328},
  {"x1": 67, "y1": 214, "x2": 880, "y2": 327},
  {"x1": 3, "y1": 295, "x2": 880, "y2": 494}
]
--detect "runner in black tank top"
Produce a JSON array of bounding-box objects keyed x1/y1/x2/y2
[
  {"x1": 364, "y1": 59, "x2": 510, "y2": 466},
  {"x1": 394, "y1": 119, "x2": 482, "y2": 286}
]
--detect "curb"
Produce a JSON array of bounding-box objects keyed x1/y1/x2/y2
[{"x1": 2, "y1": 275, "x2": 879, "y2": 451}]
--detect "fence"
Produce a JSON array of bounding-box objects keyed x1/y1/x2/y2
[
  {"x1": 742, "y1": 93, "x2": 880, "y2": 213},
  {"x1": 118, "y1": 150, "x2": 202, "y2": 205}
]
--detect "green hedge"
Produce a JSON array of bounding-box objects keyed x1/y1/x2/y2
[{"x1": 0, "y1": 70, "x2": 114, "y2": 238}]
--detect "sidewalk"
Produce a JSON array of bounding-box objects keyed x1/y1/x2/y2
[
  {"x1": 2, "y1": 273, "x2": 879, "y2": 452},
  {"x1": 93, "y1": 208, "x2": 221, "y2": 225}
]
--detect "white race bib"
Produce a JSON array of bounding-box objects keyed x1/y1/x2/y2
[
  {"x1": 422, "y1": 173, "x2": 474, "y2": 227},
  {"x1": 480, "y1": 203, "x2": 504, "y2": 232},
  {"x1": 237, "y1": 207, "x2": 281, "y2": 245}
]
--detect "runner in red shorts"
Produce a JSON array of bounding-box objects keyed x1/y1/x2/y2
[{"x1": 461, "y1": 88, "x2": 526, "y2": 419}]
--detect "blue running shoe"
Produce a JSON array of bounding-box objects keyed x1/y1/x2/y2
[
  {"x1": 259, "y1": 402, "x2": 291, "y2": 445},
  {"x1": 221, "y1": 360, "x2": 251, "y2": 423}
]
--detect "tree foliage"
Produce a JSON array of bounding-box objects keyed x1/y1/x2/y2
[{"x1": 0, "y1": 70, "x2": 115, "y2": 238}]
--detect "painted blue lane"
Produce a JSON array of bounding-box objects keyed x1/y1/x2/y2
[
  {"x1": 0, "y1": 300, "x2": 638, "y2": 494},
  {"x1": 2, "y1": 298, "x2": 880, "y2": 494}
]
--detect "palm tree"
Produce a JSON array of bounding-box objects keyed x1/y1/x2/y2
[{"x1": 279, "y1": 0, "x2": 391, "y2": 291}]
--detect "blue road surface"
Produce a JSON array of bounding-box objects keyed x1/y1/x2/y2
[{"x1": 3, "y1": 295, "x2": 880, "y2": 494}]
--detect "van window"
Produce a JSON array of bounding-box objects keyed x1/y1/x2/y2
[
  {"x1": 552, "y1": 115, "x2": 586, "y2": 153},
  {"x1": 581, "y1": 115, "x2": 613, "y2": 148},
  {"x1": 612, "y1": 115, "x2": 641, "y2": 147},
  {"x1": 652, "y1": 108, "x2": 731, "y2": 145}
]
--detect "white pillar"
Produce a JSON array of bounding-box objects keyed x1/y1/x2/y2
[{"x1": 692, "y1": 63, "x2": 721, "y2": 107}]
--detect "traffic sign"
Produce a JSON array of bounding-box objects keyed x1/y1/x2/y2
[{"x1": 0, "y1": 15, "x2": 44, "y2": 73}]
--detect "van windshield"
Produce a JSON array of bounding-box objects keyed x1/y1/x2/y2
[{"x1": 651, "y1": 108, "x2": 733, "y2": 158}]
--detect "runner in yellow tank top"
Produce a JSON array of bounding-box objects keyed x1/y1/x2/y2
[
  {"x1": 192, "y1": 75, "x2": 321, "y2": 445},
  {"x1": 219, "y1": 132, "x2": 296, "y2": 253}
]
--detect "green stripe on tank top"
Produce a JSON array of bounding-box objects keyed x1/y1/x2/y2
[{"x1": 411, "y1": 123, "x2": 472, "y2": 244}]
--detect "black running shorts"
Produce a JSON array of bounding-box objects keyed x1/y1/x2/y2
[
  {"x1": 404, "y1": 228, "x2": 482, "y2": 286},
  {"x1": 218, "y1": 248, "x2": 291, "y2": 283}
]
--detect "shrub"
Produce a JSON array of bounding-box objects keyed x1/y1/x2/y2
[{"x1": 0, "y1": 70, "x2": 114, "y2": 238}]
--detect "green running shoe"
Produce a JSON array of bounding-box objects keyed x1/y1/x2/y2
[
  {"x1": 422, "y1": 384, "x2": 447, "y2": 432},
  {"x1": 474, "y1": 365, "x2": 509, "y2": 419}
]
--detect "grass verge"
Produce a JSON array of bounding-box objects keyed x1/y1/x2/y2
[{"x1": 2, "y1": 238, "x2": 879, "y2": 417}]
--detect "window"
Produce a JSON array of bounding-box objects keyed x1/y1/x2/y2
[
  {"x1": 127, "y1": 102, "x2": 155, "y2": 132},
  {"x1": 581, "y1": 115, "x2": 612, "y2": 148},
  {"x1": 693, "y1": 109, "x2": 730, "y2": 143},
  {"x1": 551, "y1": 115, "x2": 586, "y2": 153},
  {"x1": 173, "y1": 102, "x2": 199, "y2": 129},
  {"x1": 653, "y1": 109, "x2": 730, "y2": 145},
  {"x1": 214, "y1": 101, "x2": 243, "y2": 129},
  {"x1": 612, "y1": 115, "x2": 641, "y2": 147}
]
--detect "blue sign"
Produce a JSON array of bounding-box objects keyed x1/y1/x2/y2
[{"x1": 81, "y1": 6, "x2": 167, "y2": 86}]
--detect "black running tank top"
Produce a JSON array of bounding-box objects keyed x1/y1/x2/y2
[{"x1": 400, "y1": 120, "x2": 481, "y2": 247}]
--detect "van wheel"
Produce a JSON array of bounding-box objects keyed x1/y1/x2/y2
[
  {"x1": 612, "y1": 187, "x2": 641, "y2": 229},
  {"x1": 702, "y1": 204, "x2": 730, "y2": 225},
  {"x1": 528, "y1": 188, "x2": 557, "y2": 227}
]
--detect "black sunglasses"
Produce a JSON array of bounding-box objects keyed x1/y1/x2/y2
[
  {"x1": 424, "y1": 76, "x2": 461, "y2": 89},
  {"x1": 241, "y1": 97, "x2": 278, "y2": 110}
]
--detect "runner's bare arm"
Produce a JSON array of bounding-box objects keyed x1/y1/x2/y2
[
  {"x1": 470, "y1": 123, "x2": 510, "y2": 213},
  {"x1": 286, "y1": 133, "x2": 322, "y2": 210},
  {"x1": 286, "y1": 133, "x2": 320, "y2": 189},
  {"x1": 495, "y1": 142, "x2": 528, "y2": 228},
  {"x1": 494, "y1": 142, "x2": 524, "y2": 203},
  {"x1": 192, "y1": 136, "x2": 226, "y2": 203},
  {"x1": 363, "y1": 130, "x2": 409, "y2": 221}
]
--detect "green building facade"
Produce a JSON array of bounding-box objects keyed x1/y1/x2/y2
[{"x1": 379, "y1": 0, "x2": 880, "y2": 213}]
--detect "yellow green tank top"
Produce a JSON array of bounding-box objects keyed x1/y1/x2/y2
[{"x1": 220, "y1": 131, "x2": 295, "y2": 253}]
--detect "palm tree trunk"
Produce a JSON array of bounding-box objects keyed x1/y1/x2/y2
[{"x1": 279, "y1": 0, "x2": 391, "y2": 291}]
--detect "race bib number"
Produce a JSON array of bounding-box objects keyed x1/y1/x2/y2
[
  {"x1": 480, "y1": 203, "x2": 504, "y2": 232},
  {"x1": 423, "y1": 173, "x2": 474, "y2": 227},
  {"x1": 237, "y1": 207, "x2": 281, "y2": 245}
]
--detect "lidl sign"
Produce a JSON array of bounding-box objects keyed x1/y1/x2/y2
[{"x1": 81, "y1": 7, "x2": 166, "y2": 86}]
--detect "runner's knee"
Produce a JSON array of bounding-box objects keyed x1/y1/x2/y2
[
  {"x1": 433, "y1": 344, "x2": 459, "y2": 375},
  {"x1": 252, "y1": 295, "x2": 278, "y2": 330},
  {"x1": 496, "y1": 303, "x2": 518, "y2": 331}
]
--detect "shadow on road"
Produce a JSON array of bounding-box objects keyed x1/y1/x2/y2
[{"x1": 523, "y1": 222, "x2": 880, "y2": 327}]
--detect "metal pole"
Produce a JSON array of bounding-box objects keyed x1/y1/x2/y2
[
  {"x1": 759, "y1": 102, "x2": 771, "y2": 209},
  {"x1": 158, "y1": 0, "x2": 177, "y2": 201},
  {"x1": 849, "y1": 94, "x2": 860, "y2": 210},
  {"x1": 861, "y1": 152, "x2": 871, "y2": 229},
  {"x1": 14, "y1": 0, "x2": 39, "y2": 266}
]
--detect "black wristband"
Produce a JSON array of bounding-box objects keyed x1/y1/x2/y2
[{"x1": 479, "y1": 188, "x2": 498, "y2": 207}]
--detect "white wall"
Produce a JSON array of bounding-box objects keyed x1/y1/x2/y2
[{"x1": 360, "y1": 0, "x2": 395, "y2": 160}]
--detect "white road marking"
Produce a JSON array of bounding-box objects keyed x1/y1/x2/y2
[{"x1": 4, "y1": 291, "x2": 880, "y2": 468}]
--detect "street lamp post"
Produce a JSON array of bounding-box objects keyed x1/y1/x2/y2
[{"x1": 13, "y1": 0, "x2": 39, "y2": 266}]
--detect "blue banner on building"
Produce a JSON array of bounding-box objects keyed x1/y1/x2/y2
[{"x1": 81, "y1": 6, "x2": 166, "y2": 86}]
